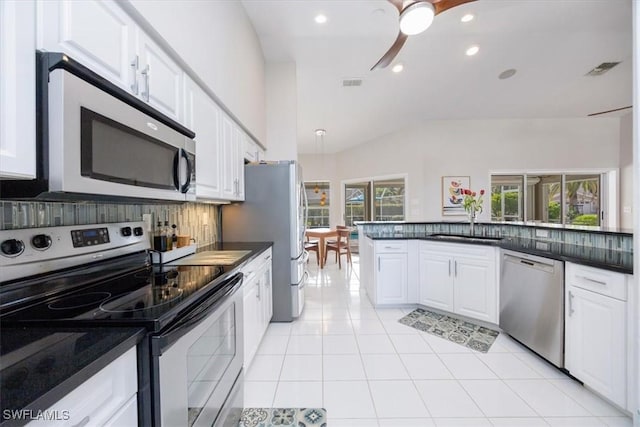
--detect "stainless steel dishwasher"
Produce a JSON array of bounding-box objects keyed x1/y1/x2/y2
[{"x1": 500, "y1": 250, "x2": 565, "y2": 368}]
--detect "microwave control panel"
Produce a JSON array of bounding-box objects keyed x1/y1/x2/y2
[{"x1": 71, "y1": 227, "x2": 110, "y2": 248}]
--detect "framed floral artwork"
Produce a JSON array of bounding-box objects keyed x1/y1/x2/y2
[{"x1": 442, "y1": 176, "x2": 470, "y2": 215}]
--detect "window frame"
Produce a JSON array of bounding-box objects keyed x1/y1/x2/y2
[
  {"x1": 341, "y1": 173, "x2": 408, "y2": 225},
  {"x1": 489, "y1": 169, "x2": 616, "y2": 228}
]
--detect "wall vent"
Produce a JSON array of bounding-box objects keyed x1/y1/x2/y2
[
  {"x1": 342, "y1": 78, "x2": 363, "y2": 87},
  {"x1": 585, "y1": 62, "x2": 621, "y2": 76}
]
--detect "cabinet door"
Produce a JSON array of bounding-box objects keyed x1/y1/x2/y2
[
  {"x1": 137, "y1": 29, "x2": 183, "y2": 122},
  {"x1": 361, "y1": 237, "x2": 375, "y2": 304},
  {"x1": 565, "y1": 286, "x2": 626, "y2": 407},
  {"x1": 454, "y1": 256, "x2": 497, "y2": 323},
  {"x1": 38, "y1": 0, "x2": 136, "y2": 92},
  {"x1": 261, "y1": 261, "x2": 273, "y2": 327},
  {"x1": 233, "y1": 125, "x2": 245, "y2": 201},
  {"x1": 220, "y1": 114, "x2": 237, "y2": 200},
  {"x1": 418, "y1": 251, "x2": 454, "y2": 312},
  {"x1": 243, "y1": 278, "x2": 261, "y2": 368},
  {"x1": 375, "y1": 253, "x2": 408, "y2": 305},
  {"x1": 1, "y1": 0, "x2": 36, "y2": 178},
  {"x1": 186, "y1": 78, "x2": 222, "y2": 199}
]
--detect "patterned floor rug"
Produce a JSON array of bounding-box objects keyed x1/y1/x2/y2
[
  {"x1": 239, "y1": 408, "x2": 326, "y2": 427},
  {"x1": 399, "y1": 308, "x2": 499, "y2": 353}
]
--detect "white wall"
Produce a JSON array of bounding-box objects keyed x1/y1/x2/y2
[
  {"x1": 300, "y1": 118, "x2": 622, "y2": 225},
  {"x1": 264, "y1": 62, "x2": 297, "y2": 161},
  {"x1": 128, "y1": 0, "x2": 266, "y2": 144},
  {"x1": 620, "y1": 112, "x2": 634, "y2": 230}
]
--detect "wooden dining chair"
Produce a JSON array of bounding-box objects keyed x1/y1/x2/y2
[
  {"x1": 324, "y1": 228, "x2": 352, "y2": 269},
  {"x1": 327, "y1": 225, "x2": 349, "y2": 246},
  {"x1": 305, "y1": 237, "x2": 320, "y2": 265}
]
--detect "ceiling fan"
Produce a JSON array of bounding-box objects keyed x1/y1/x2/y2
[{"x1": 371, "y1": 0, "x2": 477, "y2": 71}]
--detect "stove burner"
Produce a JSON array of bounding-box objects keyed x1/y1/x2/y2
[
  {"x1": 99, "y1": 286, "x2": 184, "y2": 313},
  {"x1": 48, "y1": 292, "x2": 112, "y2": 310}
]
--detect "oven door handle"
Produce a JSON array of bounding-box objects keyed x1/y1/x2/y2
[{"x1": 152, "y1": 273, "x2": 243, "y2": 355}]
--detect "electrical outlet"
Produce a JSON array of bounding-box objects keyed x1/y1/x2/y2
[
  {"x1": 142, "y1": 214, "x2": 153, "y2": 232},
  {"x1": 393, "y1": 225, "x2": 402, "y2": 231},
  {"x1": 535, "y1": 229, "x2": 549, "y2": 238},
  {"x1": 202, "y1": 212, "x2": 208, "y2": 226},
  {"x1": 623, "y1": 206, "x2": 632, "y2": 214}
]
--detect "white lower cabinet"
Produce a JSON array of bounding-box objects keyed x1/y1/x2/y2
[
  {"x1": 242, "y1": 248, "x2": 273, "y2": 368},
  {"x1": 418, "y1": 241, "x2": 498, "y2": 324},
  {"x1": 27, "y1": 346, "x2": 138, "y2": 426},
  {"x1": 565, "y1": 262, "x2": 629, "y2": 409},
  {"x1": 364, "y1": 240, "x2": 410, "y2": 306}
]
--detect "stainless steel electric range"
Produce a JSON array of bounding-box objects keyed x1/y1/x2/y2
[{"x1": 0, "y1": 222, "x2": 245, "y2": 427}]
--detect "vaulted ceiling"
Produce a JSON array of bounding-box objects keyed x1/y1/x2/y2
[{"x1": 242, "y1": 0, "x2": 633, "y2": 153}]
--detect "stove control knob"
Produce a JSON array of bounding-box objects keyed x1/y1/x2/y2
[
  {"x1": 133, "y1": 227, "x2": 144, "y2": 236},
  {"x1": 121, "y1": 227, "x2": 132, "y2": 237},
  {"x1": 1, "y1": 239, "x2": 25, "y2": 257},
  {"x1": 31, "y1": 234, "x2": 52, "y2": 250}
]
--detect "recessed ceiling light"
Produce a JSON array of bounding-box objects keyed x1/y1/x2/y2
[
  {"x1": 499, "y1": 69, "x2": 517, "y2": 79},
  {"x1": 392, "y1": 63, "x2": 404, "y2": 73},
  {"x1": 465, "y1": 45, "x2": 479, "y2": 56},
  {"x1": 314, "y1": 14, "x2": 327, "y2": 24},
  {"x1": 461, "y1": 14, "x2": 474, "y2": 23}
]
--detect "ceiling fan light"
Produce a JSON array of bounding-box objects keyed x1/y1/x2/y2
[{"x1": 399, "y1": 2, "x2": 435, "y2": 36}]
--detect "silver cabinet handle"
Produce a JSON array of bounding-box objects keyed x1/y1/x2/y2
[
  {"x1": 130, "y1": 55, "x2": 139, "y2": 95},
  {"x1": 568, "y1": 290, "x2": 575, "y2": 316},
  {"x1": 71, "y1": 416, "x2": 90, "y2": 427},
  {"x1": 378, "y1": 256, "x2": 380, "y2": 271},
  {"x1": 448, "y1": 259, "x2": 451, "y2": 276},
  {"x1": 576, "y1": 275, "x2": 607, "y2": 286},
  {"x1": 256, "y1": 280, "x2": 261, "y2": 299},
  {"x1": 454, "y1": 260, "x2": 458, "y2": 277},
  {"x1": 141, "y1": 64, "x2": 150, "y2": 102}
]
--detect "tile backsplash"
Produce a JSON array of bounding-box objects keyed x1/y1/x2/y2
[
  {"x1": 0, "y1": 200, "x2": 219, "y2": 247},
  {"x1": 358, "y1": 221, "x2": 633, "y2": 252}
]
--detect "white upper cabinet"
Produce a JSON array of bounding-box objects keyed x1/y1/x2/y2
[
  {"x1": 1, "y1": 0, "x2": 36, "y2": 179},
  {"x1": 220, "y1": 115, "x2": 244, "y2": 201},
  {"x1": 184, "y1": 77, "x2": 222, "y2": 200},
  {"x1": 135, "y1": 28, "x2": 183, "y2": 122},
  {"x1": 38, "y1": 0, "x2": 183, "y2": 123},
  {"x1": 38, "y1": 0, "x2": 136, "y2": 92}
]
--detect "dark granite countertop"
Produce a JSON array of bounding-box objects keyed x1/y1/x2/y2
[
  {"x1": 0, "y1": 326, "x2": 145, "y2": 426},
  {"x1": 364, "y1": 232, "x2": 633, "y2": 274}
]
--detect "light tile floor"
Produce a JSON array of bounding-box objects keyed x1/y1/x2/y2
[{"x1": 243, "y1": 256, "x2": 633, "y2": 427}]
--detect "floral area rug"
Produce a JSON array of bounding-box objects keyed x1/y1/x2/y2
[
  {"x1": 239, "y1": 408, "x2": 326, "y2": 427},
  {"x1": 399, "y1": 308, "x2": 499, "y2": 353}
]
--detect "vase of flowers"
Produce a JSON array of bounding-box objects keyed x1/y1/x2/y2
[{"x1": 462, "y1": 188, "x2": 484, "y2": 235}]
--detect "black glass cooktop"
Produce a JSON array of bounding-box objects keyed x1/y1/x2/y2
[{"x1": 0, "y1": 256, "x2": 234, "y2": 332}]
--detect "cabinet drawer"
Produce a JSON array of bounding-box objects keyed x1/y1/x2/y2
[
  {"x1": 566, "y1": 262, "x2": 627, "y2": 301},
  {"x1": 375, "y1": 241, "x2": 408, "y2": 253},
  {"x1": 28, "y1": 347, "x2": 137, "y2": 427}
]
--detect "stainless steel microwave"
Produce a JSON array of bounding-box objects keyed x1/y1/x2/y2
[{"x1": 0, "y1": 52, "x2": 196, "y2": 202}]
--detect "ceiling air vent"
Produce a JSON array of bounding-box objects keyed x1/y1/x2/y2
[
  {"x1": 342, "y1": 78, "x2": 363, "y2": 87},
  {"x1": 585, "y1": 62, "x2": 621, "y2": 76}
]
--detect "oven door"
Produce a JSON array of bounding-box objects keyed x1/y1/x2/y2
[
  {"x1": 151, "y1": 273, "x2": 244, "y2": 427},
  {"x1": 48, "y1": 68, "x2": 192, "y2": 201}
]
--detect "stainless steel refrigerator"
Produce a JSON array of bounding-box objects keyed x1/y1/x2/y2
[{"x1": 222, "y1": 161, "x2": 307, "y2": 322}]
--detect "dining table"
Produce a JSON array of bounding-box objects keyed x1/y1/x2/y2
[{"x1": 305, "y1": 228, "x2": 338, "y2": 269}]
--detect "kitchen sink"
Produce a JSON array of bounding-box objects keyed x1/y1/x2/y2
[
  {"x1": 429, "y1": 234, "x2": 503, "y2": 243},
  {"x1": 169, "y1": 250, "x2": 251, "y2": 266}
]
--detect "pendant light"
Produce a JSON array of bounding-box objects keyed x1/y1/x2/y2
[{"x1": 315, "y1": 129, "x2": 327, "y2": 206}]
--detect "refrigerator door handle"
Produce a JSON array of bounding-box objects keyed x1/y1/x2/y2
[{"x1": 292, "y1": 251, "x2": 305, "y2": 261}]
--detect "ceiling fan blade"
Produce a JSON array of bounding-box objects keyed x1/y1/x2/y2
[
  {"x1": 432, "y1": 0, "x2": 476, "y2": 16},
  {"x1": 387, "y1": 0, "x2": 404, "y2": 13},
  {"x1": 587, "y1": 106, "x2": 632, "y2": 117},
  {"x1": 370, "y1": 31, "x2": 408, "y2": 71}
]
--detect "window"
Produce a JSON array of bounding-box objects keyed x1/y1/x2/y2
[
  {"x1": 490, "y1": 173, "x2": 603, "y2": 226},
  {"x1": 304, "y1": 181, "x2": 330, "y2": 228},
  {"x1": 343, "y1": 176, "x2": 406, "y2": 226}
]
